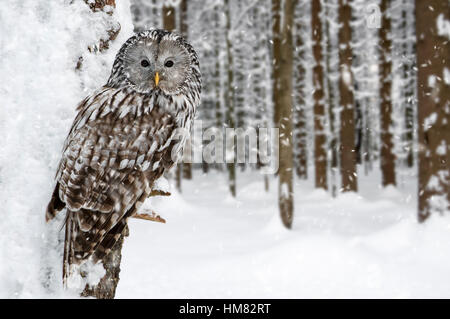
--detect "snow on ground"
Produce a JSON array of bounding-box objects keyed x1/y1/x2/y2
[{"x1": 117, "y1": 170, "x2": 450, "y2": 299}]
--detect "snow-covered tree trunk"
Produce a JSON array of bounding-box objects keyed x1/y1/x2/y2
[
  {"x1": 293, "y1": 1, "x2": 308, "y2": 180},
  {"x1": 416, "y1": 0, "x2": 450, "y2": 222},
  {"x1": 379, "y1": 0, "x2": 396, "y2": 187},
  {"x1": 311, "y1": 0, "x2": 328, "y2": 190},
  {"x1": 401, "y1": 0, "x2": 416, "y2": 168},
  {"x1": 78, "y1": 0, "x2": 125, "y2": 299}
]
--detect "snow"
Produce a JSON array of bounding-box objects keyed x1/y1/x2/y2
[
  {"x1": 444, "y1": 67, "x2": 450, "y2": 85},
  {"x1": 116, "y1": 171, "x2": 450, "y2": 298},
  {"x1": 437, "y1": 13, "x2": 450, "y2": 39},
  {"x1": 1, "y1": 0, "x2": 450, "y2": 299},
  {"x1": 0, "y1": 0, "x2": 133, "y2": 298},
  {"x1": 341, "y1": 64, "x2": 352, "y2": 88}
]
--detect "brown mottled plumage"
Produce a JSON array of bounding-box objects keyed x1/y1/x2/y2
[{"x1": 46, "y1": 29, "x2": 201, "y2": 284}]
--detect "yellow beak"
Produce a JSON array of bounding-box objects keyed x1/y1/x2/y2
[{"x1": 155, "y1": 72, "x2": 160, "y2": 86}]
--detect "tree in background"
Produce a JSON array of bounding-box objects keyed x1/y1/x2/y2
[
  {"x1": 162, "y1": 1, "x2": 175, "y2": 31},
  {"x1": 127, "y1": 0, "x2": 448, "y2": 226},
  {"x1": 379, "y1": 0, "x2": 396, "y2": 186},
  {"x1": 338, "y1": 0, "x2": 357, "y2": 192},
  {"x1": 323, "y1": 0, "x2": 340, "y2": 196},
  {"x1": 416, "y1": 0, "x2": 449, "y2": 222},
  {"x1": 293, "y1": 0, "x2": 309, "y2": 180},
  {"x1": 311, "y1": 0, "x2": 328, "y2": 190},
  {"x1": 272, "y1": 0, "x2": 295, "y2": 228},
  {"x1": 224, "y1": 0, "x2": 237, "y2": 197}
]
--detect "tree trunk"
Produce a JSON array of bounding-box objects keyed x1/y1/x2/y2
[
  {"x1": 79, "y1": 0, "x2": 123, "y2": 299},
  {"x1": 293, "y1": 4, "x2": 308, "y2": 179},
  {"x1": 162, "y1": 4, "x2": 176, "y2": 32},
  {"x1": 416, "y1": 0, "x2": 450, "y2": 222},
  {"x1": 402, "y1": 0, "x2": 414, "y2": 168},
  {"x1": 379, "y1": 0, "x2": 396, "y2": 187},
  {"x1": 311, "y1": 0, "x2": 327, "y2": 190},
  {"x1": 213, "y1": 5, "x2": 224, "y2": 174},
  {"x1": 273, "y1": 0, "x2": 295, "y2": 228},
  {"x1": 224, "y1": 0, "x2": 236, "y2": 197},
  {"x1": 81, "y1": 226, "x2": 128, "y2": 298},
  {"x1": 338, "y1": 0, "x2": 357, "y2": 192},
  {"x1": 324, "y1": 0, "x2": 338, "y2": 196}
]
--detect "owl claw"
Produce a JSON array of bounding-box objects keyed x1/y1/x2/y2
[
  {"x1": 132, "y1": 211, "x2": 166, "y2": 223},
  {"x1": 149, "y1": 189, "x2": 171, "y2": 197}
]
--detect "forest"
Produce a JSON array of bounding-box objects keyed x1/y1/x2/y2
[
  {"x1": 131, "y1": 0, "x2": 448, "y2": 226},
  {"x1": 0, "y1": 0, "x2": 448, "y2": 298}
]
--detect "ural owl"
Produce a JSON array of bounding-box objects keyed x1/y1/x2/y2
[{"x1": 46, "y1": 29, "x2": 201, "y2": 283}]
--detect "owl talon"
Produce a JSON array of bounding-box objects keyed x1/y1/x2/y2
[
  {"x1": 132, "y1": 211, "x2": 166, "y2": 223},
  {"x1": 149, "y1": 189, "x2": 171, "y2": 197}
]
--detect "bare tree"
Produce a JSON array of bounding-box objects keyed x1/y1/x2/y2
[
  {"x1": 293, "y1": 1, "x2": 308, "y2": 180},
  {"x1": 324, "y1": 0, "x2": 339, "y2": 196},
  {"x1": 311, "y1": 0, "x2": 327, "y2": 189},
  {"x1": 416, "y1": 0, "x2": 450, "y2": 222},
  {"x1": 379, "y1": 0, "x2": 396, "y2": 186},
  {"x1": 338, "y1": 0, "x2": 357, "y2": 192},
  {"x1": 162, "y1": 2, "x2": 176, "y2": 31},
  {"x1": 224, "y1": 0, "x2": 237, "y2": 197},
  {"x1": 272, "y1": 0, "x2": 295, "y2": 228}
]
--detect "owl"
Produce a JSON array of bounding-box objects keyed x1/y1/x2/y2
[{"x1": 45, "y1": 29, "x2": 201, "y2": 284}]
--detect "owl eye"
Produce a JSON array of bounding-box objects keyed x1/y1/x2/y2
[
  {"x1": 164, "y1": 60, "x2": 174, "y2": 68},
  {"x1": 141, "y1": 60, "x2": 150, "y2": 68}
]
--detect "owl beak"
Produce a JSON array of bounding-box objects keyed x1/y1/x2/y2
[{"x1": 154, "y1": 72, "x2": 160, "y2": 86}]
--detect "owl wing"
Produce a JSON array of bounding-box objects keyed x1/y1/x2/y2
[
  {"x1": 56, "y1": 86, "x2": 177, "y2": 212},
  {"x1": 50, "y1": 86, "x2": 179, "y2": 264}
]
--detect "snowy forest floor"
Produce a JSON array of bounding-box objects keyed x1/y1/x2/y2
[{"x1": 116, "y1": 170, "x2": 450, "y2": 298}]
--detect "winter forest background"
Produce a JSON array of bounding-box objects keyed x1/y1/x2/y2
[{"x1": 0, "y1": 0, "x2": 448, "y2": 298}]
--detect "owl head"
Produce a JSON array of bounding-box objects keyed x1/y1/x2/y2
[{"x1": 107, "y1": 29, "x2": 200, "y2": 96}]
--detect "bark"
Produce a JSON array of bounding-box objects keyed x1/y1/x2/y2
[
  {"x1": 311, "y1": 0, "x2": 327, "y2": 189},
  {"x1": 338, "y1": 0, "x2": 357, "y2": 192},
  {"x1": 379, "y1": 0, "x2": 396, "y2": 186},
  {"x1": 416, "y1": 0, "x2": 450, "y2": 222},
  {"x1": 273, "y1": 0, "x2": 295, "y2": 228},
  {"x1": 162, "y1": 4, "x2": 176, "y2": 32}
]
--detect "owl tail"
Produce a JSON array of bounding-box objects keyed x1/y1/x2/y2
[
  {"x1": 62, "y1": 210, "x2": 80, "y2": 287},
  {"x1": 62, "y1": 210, "x2": 96, "y2": 287},
  {"x1": 62, "y1": 209, "x2": 130, "y2": 287}
]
